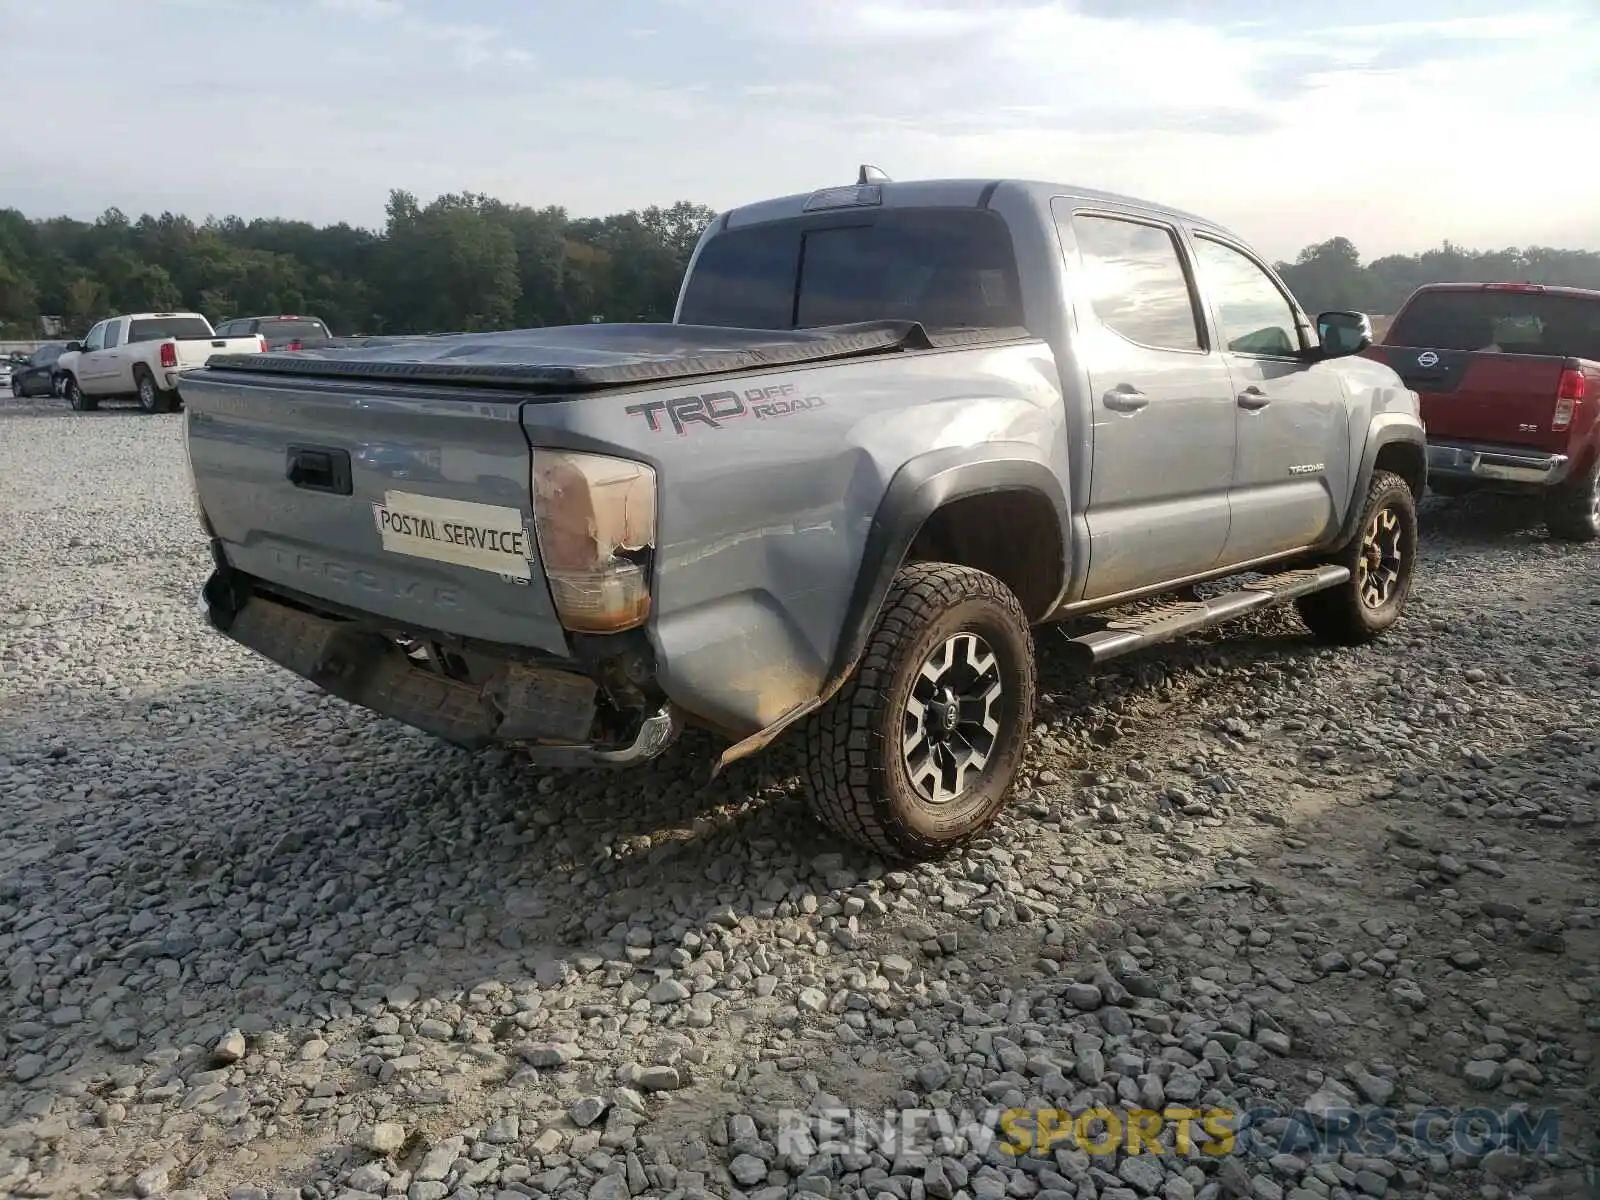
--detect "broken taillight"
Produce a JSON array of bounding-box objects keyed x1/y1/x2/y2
[{"x1": 531, "y1": 450, "x2": 657, "y2": 633}]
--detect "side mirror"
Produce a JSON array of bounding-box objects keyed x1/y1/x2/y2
[
  {"x1": 1316, "y1": 311, "x2": 1373, "y2": 358},
  {"x1": 64, "y1": 341, "x2": 83, "y2": 353}
]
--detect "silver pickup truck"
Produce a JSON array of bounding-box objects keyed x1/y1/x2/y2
[{"x1": 183, "y1": 170, "x2": 1426, "y2": 860}]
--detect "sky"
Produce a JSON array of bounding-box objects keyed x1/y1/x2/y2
[{"x1": 1, "y1": 0, "x2": 1596, "y2": 262}]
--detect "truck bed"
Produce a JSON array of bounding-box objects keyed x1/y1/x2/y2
[
  {"x1": 182, "y1": 318, "x2": 1053, "y2": 743},
  {"x1": 201, "y1": 319, "x2": 1025, "y2": 393}
]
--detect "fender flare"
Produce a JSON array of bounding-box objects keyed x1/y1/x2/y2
[
  {"x1": 826, "y1": 442, "x2": 1071, "y2": 685},
  {"x1": 1331, "y1": 413, "x2": 1428, "y2": 549}
]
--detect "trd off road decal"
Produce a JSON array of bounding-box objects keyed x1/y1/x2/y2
[{"x1": 625, "y1": 381, "x2": 825, "y2": 435}]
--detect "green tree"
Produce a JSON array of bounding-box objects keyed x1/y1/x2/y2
[
  {"x1": 63, "y1": 274, "x2": 107, "y2": 331},
  {"x1": 379, "y1": 191, "x2": 520, "y2": 332},
  {"x1": 1276, "y1": 237, "x2": 1368, "y2": 313},
  {"x1": 0, "y1": 251, "x2": 38, "y2": 325}
]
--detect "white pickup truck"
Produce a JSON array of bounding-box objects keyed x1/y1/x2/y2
[{"x1": 56, "y1": 312, "x2": 265, "y2": 413}]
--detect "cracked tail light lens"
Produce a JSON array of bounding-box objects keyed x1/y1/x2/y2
[{"x1": 531, "y1": 449, "x2": 656, "y2": 633}]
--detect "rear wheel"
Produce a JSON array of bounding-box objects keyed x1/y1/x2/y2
[
  {"x1": 1544, "y1": 460, "x2": 1600, "y2": 543},
  {"x1": 64, "y1": 375, "x2": 97, "y2": 412},
  {"x1": 135, "y1": 369, "x2": 175, "y2": 414},
  {"x1": 1296, "y1": 469, "x2": 1417, "y2": 645},
  {"x1": 801, "y1": 562, "x2": 1036, "y2": 861}
]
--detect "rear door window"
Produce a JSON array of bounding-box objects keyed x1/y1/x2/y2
[{"x1": 1066, "y1": 212, "x2": 1203, "y2": 352}]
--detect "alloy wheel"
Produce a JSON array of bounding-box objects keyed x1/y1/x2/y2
[
  {"x1": 901, "y1": 631, "x2": 1004, "y2": 804},
  {"x1": 1357, "y1": 506, "x2": 1405, "y2": 609}
]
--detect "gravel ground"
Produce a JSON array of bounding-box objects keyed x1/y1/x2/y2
[{"x1": 1, "y1": 401, "x2": 1597, "y2": 1200}]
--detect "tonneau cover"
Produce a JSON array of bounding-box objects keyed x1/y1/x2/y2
[{"x1": 197, "y1": 319, "x2": 1031, "y2": 391}]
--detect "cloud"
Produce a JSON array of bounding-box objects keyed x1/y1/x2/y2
[
  {"x1": 0, "y1": 0, "x2": 1595, "y2": 261},
  {"x1": 318, "y1": 0, "x2": 404, "y2": 16},
  {"x1": 313, "y1": 0, "x2": 529, "y2": 66},
  {"x1": 675, "y1": 0, "x2": 1294, "y2": 139}
]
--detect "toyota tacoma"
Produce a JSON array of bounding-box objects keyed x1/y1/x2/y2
[{"x1": 182, "y1": 170, "x2": 1427, "y2": 860}]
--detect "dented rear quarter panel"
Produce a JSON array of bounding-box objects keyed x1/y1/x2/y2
[{"x1": 525, "y1": 340, "x2": 1070, "y2": 737}]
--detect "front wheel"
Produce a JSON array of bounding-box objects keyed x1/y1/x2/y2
[
  {"x1": 64, "y1": 376, "x2": 98, "y2": 412},
  {"x1": 1544, "y1": 460, "x2": 1600, "y2": 543},
  {"x1": 801, "y1": 562, "x2": 1036, "y2": 861},
  {"x1": 1296, "y1": 469, "x2": 1418, "y2": 645}
]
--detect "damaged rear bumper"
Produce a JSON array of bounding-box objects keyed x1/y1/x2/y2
[
  {"x1": 196, "y1": 570, "x2": 681, "y2": 768},
  {"x1": 1426, "y1": 440, "x2": 1570, "y2": 487}
]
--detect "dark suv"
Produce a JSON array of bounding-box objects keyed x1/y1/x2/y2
[
  {"x1": 212, "y1": 315, "x2": 332, "y2": 351},
  {"x1": 9, "y1": 343, "x2": 69, "y2": 398}
]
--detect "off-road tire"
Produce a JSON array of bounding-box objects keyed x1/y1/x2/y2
[
  {"x1": 1544, "y1": 459, "x2": 1600, "y2": 543},
  {"x1": 801, "y1": 562, "x2": 1036, "y2": 861},
  {"x1": 135, "y1": 368, "x2": 175, "y2": 414},
  {"x1": 64, "y1": 375, "x2": 97, "y2": 412},
  {"x1": 1296, "y1": 469, "x2": 1417, "y2": 645}
]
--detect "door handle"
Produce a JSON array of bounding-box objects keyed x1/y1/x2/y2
[
  {"x1": 1103, "y1": 385, "x2": 1150, "y2": 413},
  {"x1": 1237, "y1": 386, "x2": 1272, "y2": 410},
  {"x1": 286, "y1": 444, "x2": 353, "y2": 495}
]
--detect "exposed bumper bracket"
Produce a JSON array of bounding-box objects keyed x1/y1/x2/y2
[{"x1": 196, "y1": 579, "x2": 682, "y2": 769}]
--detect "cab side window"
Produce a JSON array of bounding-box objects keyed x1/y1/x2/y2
[
  {"x1": 83, "y1": 323, "x2": 107, "y2": 352},
  {"x1": 1065, "y1": 212, "x2": 1203, "y2": 353},
  {"x1": 103, "y1": 321, "x2": 123, "y2": 350},
  {"x1": 1192, "y1": 236, "x2": 1301, "y2": 357}
]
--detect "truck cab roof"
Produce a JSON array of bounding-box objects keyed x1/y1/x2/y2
[
  {"x1": 1402, "y1": 281, "x2": 1600, "y2": 302},
  {"x1": 719, "y1": 175, "x2": 1234, "y2": 241}
]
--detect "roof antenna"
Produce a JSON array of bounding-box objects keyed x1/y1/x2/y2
[{"x1": 857, "y1": 164, "x2": 890, "y2": 184}]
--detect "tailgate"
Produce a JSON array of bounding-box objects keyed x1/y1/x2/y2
[
  {"x1": 173, "y1": 336, "x2": 256, "y2": 371},
  {"x1": 1365, "y1": 345, "x2": 1565, "y2": 451},
  {"x1": 183, "y1": 372, "x2": 569, "y2": 657}
]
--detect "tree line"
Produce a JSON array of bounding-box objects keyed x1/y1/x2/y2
[
  {"x1": 1275, "y1": 236, "x2": 1600, "y2": 318},
  {"x1": 0, "y1": 191, "x2": 719, "y2": 340},
  {"x1": 2, "y1": 189, "x2": 1598, "y2": 340}
]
